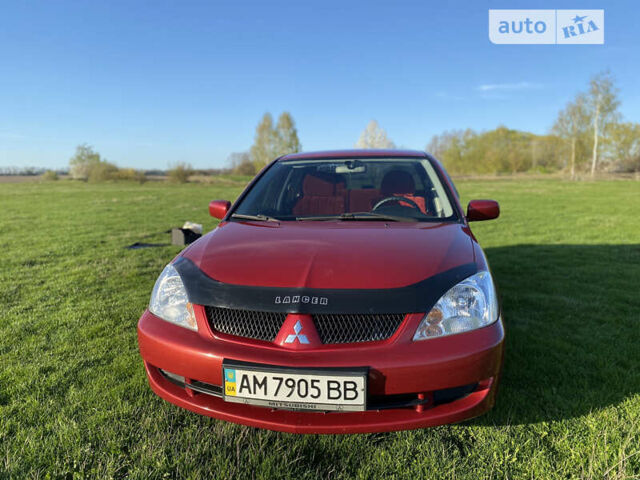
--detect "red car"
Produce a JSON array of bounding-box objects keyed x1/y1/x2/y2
[{"x1": 138, "y1": 150, "x2": 504, "y2": 433}]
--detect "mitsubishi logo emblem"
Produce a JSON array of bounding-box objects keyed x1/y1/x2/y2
[
  {"x1": 275, "y1": 315, "x2": 318, "y2": 348},
  {"x1": 284, "y1": 320, "x2": 309, "y2": 344}
]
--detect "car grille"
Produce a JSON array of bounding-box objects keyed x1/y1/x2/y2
[
  {"x1": 204, "y1": 306, "x2": 287, "y2": 342},
  {"x1": 313, "y1": 313, "x2": 405, "y2": 344},
  {"x1": 204, "y1": 307, "x2": 405, "y2": 344}
]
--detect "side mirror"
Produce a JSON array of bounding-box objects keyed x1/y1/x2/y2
[
  {"x1": 209, "y1": 200, "x2": 231, "y2": 219},
  {"x1": 467, "y1": 199, "x2": 500, "y2": 221}
]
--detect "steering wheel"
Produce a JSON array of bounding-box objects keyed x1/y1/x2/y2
[{"x1": 372, "y1": 196, "x2": 421, "y2": 212}]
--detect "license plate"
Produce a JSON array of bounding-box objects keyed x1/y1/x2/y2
[{"x1": 222, "y1": 361, "x2": 367, "y2": 411}]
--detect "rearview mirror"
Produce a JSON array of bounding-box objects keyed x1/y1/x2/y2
[
  {"x1": 467, "y1": 200, "x2": 500, "y2": 221},
  {"x1": 209, "y1": 200, "x2": 231, "y2": 219}
]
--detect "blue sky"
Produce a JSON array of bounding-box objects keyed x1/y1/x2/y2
[{"x1": 1, "y1": 0, "x2": 639, "y2": 169}]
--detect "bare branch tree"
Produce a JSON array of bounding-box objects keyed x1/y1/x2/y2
[
  {"x1": 586, "y1": 71, "x2": 620, "y2": 177},
  {"x1": 552, "y1": 94, "x2": 589, "y2": 179},
  {"x1": 355, "y1": 120, "x2": 395, "y2": 149}
]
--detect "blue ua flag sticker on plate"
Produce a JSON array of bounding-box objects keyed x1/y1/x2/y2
[{"x1": 224, "y1": 369, "x2": 237, "y2": 396}]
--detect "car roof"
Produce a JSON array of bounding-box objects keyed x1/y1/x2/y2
[{"x1": 278, "y1": 149, "x2": 428, "y2": 161}]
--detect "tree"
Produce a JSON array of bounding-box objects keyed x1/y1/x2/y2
[
  {"x1": 68, "y1": 143, "x2": 121, "y2": 182},
  {"x1": 426, "y1": 127, "x2": 567, "y2": 175},
  {"x1": 249, "y1": 112, "x2": 302, "y2": 170},
  {"x1": 69, "y1": 144, "x2": 102, "y2": 180},
  {"x1": 471, "y1": 126, "x2": 537, "y2": 174},
  {"x1": 608, "y1": 122, "x2": 640, "y2": 173},
  {"x1": 586, "y1": 71, "x2": 620, "y2": 177},
  {"x1": 426, "y1": 134, "x2": 446, "y2": 159},
  {"x1": 228, "y1": 151, "x2": 255, "y2": 175},
  {"x1": 530, "y1": 134, "x2": 565, "y2": 173},
  {"x1": 427, "y1": 129, "x2": 475, "y2": 173},
  {"x1": 552, "y1": 94, "x2": 589, "y2": 179},
  {"x1": 355, "y1": 120, "x2": 395, "y2": 149},
  {"x1": 275, "y1": 112, "x2": 302, "y2": 156},
  {"x1": 250, "y1": 113, "x2": 279, "y2": 170}
]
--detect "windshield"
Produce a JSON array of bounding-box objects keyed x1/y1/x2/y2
[{"x1": 232, "y1": 158, "x2": 457, "y2": 222}]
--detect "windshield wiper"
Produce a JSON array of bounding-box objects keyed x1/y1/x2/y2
[
  {"x1": 231, "y1": 213, "x2": 281, "y2": 222},
  {"x1": 296, "y1": 212, "x2": 417, "y2": 222}
]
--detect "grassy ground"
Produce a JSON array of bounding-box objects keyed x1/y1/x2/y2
[{"x1": 0, "y1": 177, "x2": 638, "y2": 479}]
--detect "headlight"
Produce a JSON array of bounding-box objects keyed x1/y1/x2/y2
[
  {"x1": 413, "y1": 271, "x2": 497, "y2": 341},
  {"x1": 149, "y1": 264, "x2": 198, "y2": 331}
]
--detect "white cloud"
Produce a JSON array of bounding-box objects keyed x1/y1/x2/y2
[{"x1": 476, "y1": 81, "x2": 543, "y2": 92}]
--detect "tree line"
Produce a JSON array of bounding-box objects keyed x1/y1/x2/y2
[
  {"x1": 34, "y1": 70, "x2": 636, "y2": 182},
  {"x1": 428, "y1": 71, "x2": 639, "y2": 177},
  {"x1": 64, "y1": 145, "x2": 199, "y2": 183},
  {"x1": 233, "y1": 71, "x2": 638, "y2": 178}
]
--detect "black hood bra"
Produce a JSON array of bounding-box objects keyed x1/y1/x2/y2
[{"x1": 173, "y1": 256, "x2": 477, "y2": 315}]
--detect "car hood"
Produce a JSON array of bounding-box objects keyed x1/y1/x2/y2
[{"x1": 180, "y1": 220, "x2": 475, "y2": 290}]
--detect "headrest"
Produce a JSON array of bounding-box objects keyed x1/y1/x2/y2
[
  {"x1": 302, "y1": 174, "x2": 336, "y2": 196},
  {"x1": 381, "y1": 170, "x2": 415, "y2": 195}
]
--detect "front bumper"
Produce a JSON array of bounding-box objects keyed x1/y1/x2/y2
[{"x1": 137, "y1": 306, "x2": 504, "y2": 434}]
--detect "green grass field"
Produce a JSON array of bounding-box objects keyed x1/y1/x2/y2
[{"x1": 1, "y1": 177, "x2": 639, "y2": 479}]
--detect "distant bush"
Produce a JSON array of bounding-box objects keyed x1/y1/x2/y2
[
  {"x1": 87, "y1": 161, "x2": 119, "y2": 183},
  {"x1": 167, "y1": 162, "x2": 193, "y2": 183},
  {"x1": 41, "y1": 170, "x2": 59, "y2": 181},
  {"x1": 234, "y1": 160, "x2": 256, "y2": 175},
  {"x1": 115, "y1": 168, "x2": 147, "y2": 183}
]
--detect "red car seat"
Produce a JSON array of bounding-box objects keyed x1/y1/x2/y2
[
  {"x1": 378, "y1": 170, "x2": 427, "y2": 214},
  {"x1": 292, "y1": 174, "x2": 346, "y2": 216}
]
